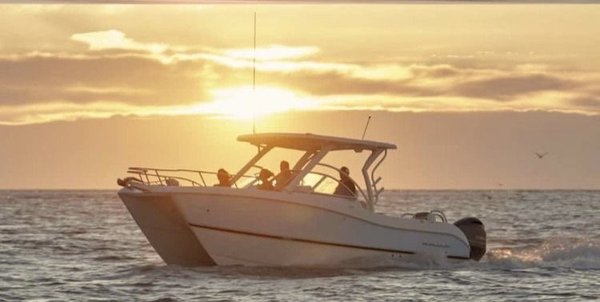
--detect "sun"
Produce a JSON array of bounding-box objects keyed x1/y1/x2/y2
[{"x1": 197, "y1": 86, "x2": 316, "y2": 119}]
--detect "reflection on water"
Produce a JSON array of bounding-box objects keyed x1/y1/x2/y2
[{"x1": 0, "y1": 190, "x2": 598, "y2": 301}]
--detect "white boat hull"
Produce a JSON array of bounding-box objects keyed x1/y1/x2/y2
[
  {"x1": 118, "y1": 188, "x2": 215, "y2": 266},
  {"x1": 194, "y1": 227, "x2": 410, "y2": 266},
  {"x1": 173, "y1": 188, "x2": 472, "y2": 267}
]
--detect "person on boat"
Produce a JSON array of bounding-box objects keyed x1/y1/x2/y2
[
  {"x1": 257, "y1": 168, "x2": 275, "y2": 191},
  {"x1": 274, "y1": 160, "x2": 293, "y2": 190},
  {"x1": 334, "y1": 166, "x2": 356, "y2": 197},
  {"x1": 165, "y1": 178, "x2": 179, "y2": 186},
  {"x1": 215, "y1": 168, "x2": 231, "y2": 187}
]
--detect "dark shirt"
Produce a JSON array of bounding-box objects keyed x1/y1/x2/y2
[{"x1": 334, "y1": 177, "x2": 356, "y2": 197}]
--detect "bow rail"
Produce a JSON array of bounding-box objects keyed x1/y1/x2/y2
[{"x1": 126, "y1": 167, "x2": 254, "y2": 188}]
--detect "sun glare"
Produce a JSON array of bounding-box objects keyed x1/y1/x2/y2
[
  {"x1": 223, "y1": 45, "x2": 319, "y2": 61},
  {"x1": 196, "y1": 86, "x2": 316, "y2": 119}
]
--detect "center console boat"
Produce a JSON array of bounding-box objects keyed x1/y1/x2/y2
[{"x1": 118, "y1": 133, "x2": 486, "y2": 266}]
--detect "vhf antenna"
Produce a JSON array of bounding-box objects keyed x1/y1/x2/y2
[
  {"x1": 252, "y1": 12, "x2": 257, "y2": 135},
  {"x1": 361, "y1": 115, "x2": 372, "y2": 140}
]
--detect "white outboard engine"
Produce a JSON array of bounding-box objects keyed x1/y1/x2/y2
[{"x1": 454, "y1": 217, "x2": 486, "y2": 261}]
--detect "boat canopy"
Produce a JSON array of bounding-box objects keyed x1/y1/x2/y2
[{"x1": 238, "y1": 133, "x2": 397, "y2": 152}]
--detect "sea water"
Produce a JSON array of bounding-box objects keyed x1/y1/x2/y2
[{"x1": 0, "y1": 190, "x2": 598, "y2": 301}]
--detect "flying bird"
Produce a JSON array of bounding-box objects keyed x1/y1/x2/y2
[{"x1": 534, "y1": 152, "x2": 548, "y2": 159}]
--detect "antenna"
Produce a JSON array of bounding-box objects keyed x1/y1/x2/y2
[
  {"x1": 361, "y1": 115, "x2": 372, "y2": 140},
  {"x1": 252, "y1": 12, "x2": 257, "y2": 135}
]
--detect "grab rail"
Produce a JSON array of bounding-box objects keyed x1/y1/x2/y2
[
  {"x1": 302, "y1": 170, "x2": 369, "y2": 202},
  {"x1": 401, "y1": 210, "x2": 447, "y2": 223},
  {"x1": 430, "y1": 210, "x2": 447, "y2": 223},
  {"x1": 314, "y1": 163, "x2": 368, "y2": 200},
  {"x1": 370, "y1": 149, "x2": 387, "y2": 204},
  {"x1": 127, "y1": 167, "x2": 254, "y2": 188}
]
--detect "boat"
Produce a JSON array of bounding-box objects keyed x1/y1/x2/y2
[{"x1": 117, "y1": 132, "x2": 486, "y2": 266}]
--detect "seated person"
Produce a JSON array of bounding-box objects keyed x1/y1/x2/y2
[
  {"x1": 165, "y1": 178, "x2": 179, "y2": 186},
  {"x1": 334, "y1": 166, "x2": 356, "y2": 197},
  {"x1": 274, "y1": 160, "x2": 294, "y2": 190},
  {"x1": 257, "y1": 168, "x2": 275, "y2": 191},
  {"x1": 215, "y1": 168, "x2": 232, "y2": 187}
]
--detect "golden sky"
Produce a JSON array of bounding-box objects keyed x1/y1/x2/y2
[{"x1": 0, "y1": 4, "x2": 599, "y2": 189}]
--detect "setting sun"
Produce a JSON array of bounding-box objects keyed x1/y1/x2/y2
[
  {"x1": 1, "y1": 3, "x2": 599, "y2": 300},
  {"x1": 194, "y1": 86, "x2": 317, "y2": 119}
]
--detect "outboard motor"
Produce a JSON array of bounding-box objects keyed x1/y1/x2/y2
[{"x1": 454, "y1": 217, "x2": 486, "y2": 261}]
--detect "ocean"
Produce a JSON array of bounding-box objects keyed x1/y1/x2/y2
[{"x1": 1, "y1": 190, "x2": 598, "y2": 301}]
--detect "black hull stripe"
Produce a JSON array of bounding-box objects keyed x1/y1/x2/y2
[
  {"x1": 190, "y1": 223, "x2": 469, "y2": 260},
  {"x1": 190, "y1": 223, "x2": 413, "y2": 254}
]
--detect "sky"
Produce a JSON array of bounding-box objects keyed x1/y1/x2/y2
[{"x1": 0, "y1": 4, "x2": 599, "y2": 189}]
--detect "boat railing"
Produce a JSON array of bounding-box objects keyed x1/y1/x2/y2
[
  {"x1": 126, "y1": 165, "x2": 368, "y2": 202},
  {"x1": 430, "y1": 210, "x2": 448, "y2": 222},
  {"x1": 127, "y1": 167, "x2": 254, "y2": 188},
  {"x1": 401, "y1": 210, "x2": 447, "y2": 223},
  {"x1": 308, "y1": 163, "x2": 369, "y2": 201},
  {"x1": 236, "y1": 165, "x2": 368, "y2": 201},
  {"x1": 370, "y1": 149, "x2": 387, "y2": 205},
  {"x1": 301, "y1": 170, "x2": 369, "y2": 202}
]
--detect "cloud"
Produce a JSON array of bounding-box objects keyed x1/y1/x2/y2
[
  {"x1": 2, "y1": 28, "x2": 599, "y2": 126},
  {"x1": 0, "y1": 52, "x2": 215, "y2": 105},
  {"x1": 261, "y1": 70, "x2": 443, "y2": 97},
  {"x1": 409, "y1": 64, "x2": 461, "y2": 78},
  {"x1": 452, "y1": 74, "x2": 578, "y2": 101},
  {"x1": 570, "y1": 96, "x2": 600, "y2": 108},
  {"x1": 0, "y1": 85, "x2": 318, "y2": 125},
  {"x1": 0, "y1": 100, "x2": 241, "y2": 126},
  {"x1": 223, "y1": 45, "x2": 320, "y2": 61},
  {"x1": 258, "y1": 64, "x2": 584, "y2": 104},
  {"x1": 71, "y1": 30, "x2": 168, "y2": 53}
]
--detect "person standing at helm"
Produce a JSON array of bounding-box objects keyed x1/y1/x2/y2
[
  {"x1": 274, "y1": 160, "x2": 293, "y2": 190},
  {"x1": 334, "y1": 166, "x2": 356, "y2": 197}
]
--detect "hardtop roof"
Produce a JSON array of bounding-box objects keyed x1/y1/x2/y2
[{"x1": 237, "y1": 133, "x2": 397, "y2": 151}]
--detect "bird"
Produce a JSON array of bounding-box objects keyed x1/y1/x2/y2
[{"x1": 534, "y1": 152, "x2": 548, "y2": 159}]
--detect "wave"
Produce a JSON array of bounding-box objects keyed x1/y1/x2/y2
[
  {"x1": 306, "y1": 237, "x2": 600, "y2": 271},
  {"x1": 486, "y1": 237, "x2": 600, "y2": 270},
  {"x1": 252, "y1": 237, "x2": 600, "y2": 272},
  {"x1": 164, "y1": 237, "x2": 600, "y2": 274}
]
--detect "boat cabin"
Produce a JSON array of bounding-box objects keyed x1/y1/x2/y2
[{"x1": 233, "y1": 133, "x2": 396, "y2": 210}]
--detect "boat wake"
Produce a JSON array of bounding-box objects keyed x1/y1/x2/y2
[
  {"x1": 206, "y1": 236, "x2": 600, "y2": 273},
  {"x1": 485, "y1": 237, "x2": 600, "y2": 270},
  {"x1": 109, "y1": 236, "x2": 600, "y2": 279}
]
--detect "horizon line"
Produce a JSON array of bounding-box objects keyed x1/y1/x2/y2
[
  {"x1": 2, "y1": 187, "x2": 599, "y2": 191},
  {"x1": 1, "y1": 0, "x2": 599, "y2": 4}
]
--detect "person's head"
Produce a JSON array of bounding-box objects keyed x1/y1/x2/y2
[
  {"x1": 280, "y1": 160, "x2": 290, "y2": 172},
  {"x1": 340, "y1": 166, "x2": 350, "y2": 179},
  {"x1": 217, "y1": 168, "x2": 230, "y2": 185},
  {"x1": 259, "y1": 169, "x2": 274, "y2": 181}
]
